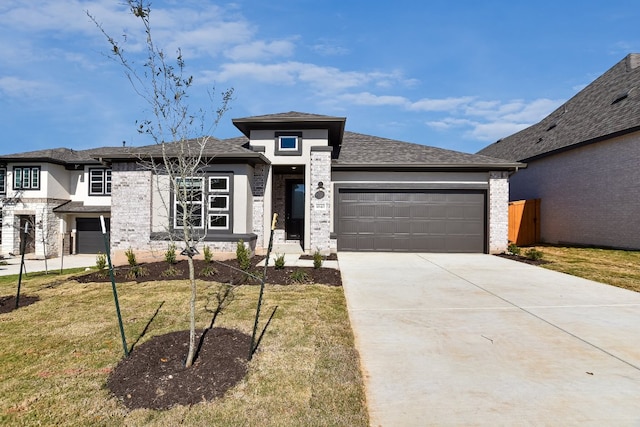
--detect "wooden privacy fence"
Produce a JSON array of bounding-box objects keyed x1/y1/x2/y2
[{"x1": 508, "y1": 199, "x2": 540, "y2": 246}]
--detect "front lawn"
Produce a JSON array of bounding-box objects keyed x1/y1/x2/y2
[
  {"x1": 0, "y1": 272, "x2": 368, "y2": 426},
  {"x1": 530, "y1": 245, "x2": 640, "y2": 293}
]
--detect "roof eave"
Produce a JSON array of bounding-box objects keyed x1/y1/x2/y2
[{"x1": 331, "y1": 162, "x2": 525, "y2": 171}]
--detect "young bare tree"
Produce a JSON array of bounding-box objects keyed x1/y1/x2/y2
[{"x1": 88, "y1": 0, "x2": 233, "y2": 367}]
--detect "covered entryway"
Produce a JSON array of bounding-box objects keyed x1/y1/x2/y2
[
  {"x1": 76, "y1": 217, "x2": 109, "y2": 254},
  {"x1": 336, "y1": 189, "x2": 486, "y2": 252}
]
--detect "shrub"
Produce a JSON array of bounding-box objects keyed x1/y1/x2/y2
[
  {"x1": 203, "y1": 245, "x2": 213, "y2": 263},
  {"x1": 313, "y1": 250, "x2": 323, "y2": 269},
  {"x1": 161, "y1": 266, "x2": 181, "y2": 277},
  {"x1": 200, "y1": 265, "x2": 218, "y2": 277},
  {"x1": 125, "y1": 247, "x2": 138, "y2": 267},
  {"x1": 274, "y1": 253, "x2": 285, "y2": 270},
  {"x1": 508, "y1": 243, "x2": 521, "y2": 256},
  {"x1": 525, "y1": 248, "x2": 544, "y2": 261},
  {"x1": 236, "y1": 240, "x2": 251, "y2": 272},
  {"x1": 289, "y1": 269, "x2": 310, "y2": 284},
  {"x1": 96, "y1": 252, "x2": 107, "y2": 270},
  {"x1": 126, "y1": 265, "x2": 148, "y2": 280},
  {"x1": 164, "y1": 244, "x2": 177, "y2": 265}
]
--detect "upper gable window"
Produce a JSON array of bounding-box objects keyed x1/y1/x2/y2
[
  {"x1": 13, "y1": 166, "x2": 40, "y2": 190},
  {"x1": 89, "y1": 169, "x2": 112, "y2": 196},
  {"x1": 275, "y1": 131, "x2": 303, "y2": 156},
  {"x1": 0, "y1": 169, "x2": 5, "y2": 194}
]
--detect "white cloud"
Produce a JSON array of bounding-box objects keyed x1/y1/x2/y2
[
  {"x1": 312, "y1": 42, "x2": 349, "y2": 56},
  {"x1": 338, "y1": 92, "x2": 409, "y2": 107},
  {"x1": 466, "y1": 122, "x2": 530, "y2": 142},
  {"x1": 409, "y1": 96, "x2": 475, "y2": 112},
  {"x1": 225, "y1": 40, "x2": 296, "y2": 61},
  {"x1": 0, "y1": 76, "x2": 50, "y2": 98}
]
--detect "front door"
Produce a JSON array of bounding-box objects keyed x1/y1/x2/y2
[
  {"x1": 285, "y1": 179, "x2": 305, "y2": 242},
  {"x1": 19, "y1": 215, "x2": 36, "y2": 254}
]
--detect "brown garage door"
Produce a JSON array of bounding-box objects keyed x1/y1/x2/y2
[{"x1": 337, "y1": 189, "x2": 486, "y2": 252}]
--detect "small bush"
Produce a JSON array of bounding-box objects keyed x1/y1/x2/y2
[
  {"x1": 203, "y1": 245, "x2": 213, "y2": 263},
  {"x1": 96, "y1": 252, "x2": 107, "y2": 270},
  {"x1": 160, "y1": 266, "x2": 181, "y2": 277},
  {"x1": 164, "y1": 244, "x2": 177, "y2": 265},
  {"x1": 274, "y1": 254, "x2": 285, "y2": 270},
  {"x1": 525, "y1": 248, "x2": 544, "y2": 261},
  {"x1": 313, "y1": 250, "x2": 323, "y2": 269},
  {"x1": 289, "y1": 269, "x2": 310, "y2": 284},
  {"x1": 236, "y1": 240, "x2": 251, "y2": 272},
  {"x1": 200, "y1": 265, "x2": 218, "y2": 277},
  {"x1": 125, "y1": 247, "x2": 137, "y2": 267},
  {"x1": 508, "y1": 243, "x2": 521, "y2": 256},
  {"x1": 126, "y1": 265, "x2": 148, "y2": 280}
]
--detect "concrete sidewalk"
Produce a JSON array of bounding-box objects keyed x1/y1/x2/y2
[
  {"x1": 0, "y1": 254, "x2": 96, "y2": 276},
  {"x1": 339, "y1": 252, "x2": 640, "y2": 426}
]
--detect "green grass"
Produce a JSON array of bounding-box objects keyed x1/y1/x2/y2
[
  {"x1": 531, "y1": 245, "x2": 640, "y2": 293},
  {"x1": 0, "y1": 267, "x2": 91, "y2": 286},
  {"x1": 0, "y1": 275, "x2": 368, "y2": 426}
]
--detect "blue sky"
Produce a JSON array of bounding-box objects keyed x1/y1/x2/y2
[{"x1": 1, "y1": 0, "x2": 639, "y2": 156}]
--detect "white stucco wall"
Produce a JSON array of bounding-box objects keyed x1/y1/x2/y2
[{"x1": 510, "y1": 131, "x2": 640, "y2": 249}]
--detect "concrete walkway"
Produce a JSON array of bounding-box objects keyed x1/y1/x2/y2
[
  {"x1": 0, "y1": 254, "x2": 96, "y2": 276},
  {"x1": 339, "y1": 252, "x2": 640, "y2": 426}
]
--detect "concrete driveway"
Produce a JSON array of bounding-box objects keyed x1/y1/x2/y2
[{"x1": 339, "y1": 252, "x2": 640, "y2": 426}]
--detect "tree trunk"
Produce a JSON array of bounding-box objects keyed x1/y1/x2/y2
[{"x1": 184, "y1": 255, "x2": 197, "y2": 367}]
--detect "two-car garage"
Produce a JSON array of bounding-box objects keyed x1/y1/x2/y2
[{"x1": 336, "y1": 189, "x2": 486, "y2": 253}]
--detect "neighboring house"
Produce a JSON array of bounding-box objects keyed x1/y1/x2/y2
[
  {"x1": 1, "y1": 112, "x2": 520, "y2": 259},
  {"x1": 478, "y1": 54, "x2": 640, "y2": 250}
]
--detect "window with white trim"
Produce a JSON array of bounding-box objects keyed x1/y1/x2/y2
[
  {"x1": 208, "y1": 176, "x2": 230, "y2": 230},
  {"x1": 172, "y1": 174, "x2": 232, "y2": 233},
  {"x1": 174, "y1": 177, "x2": 205, "y2": 229},
  {"x1": 275, "y1": 131, "x2": 303, "y2": 156},
  {"x1": 13, "y1": 166, "x2": 40, "y2": 190},
  {"x1": 89, "y1": 169, "x2": 112, "y2": 195},
  {"x1": 0, "y1": 169, "x2": 5, "y2": 194}
]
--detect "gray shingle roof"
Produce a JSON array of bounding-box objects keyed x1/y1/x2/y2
[
  {"x1": 478, "y1": 54, "x2": 640, "y2": 162},
  {"x1": 53, "y1": 201, "x2": 110, "y2": 213},
  {"x1": 0, "y1": 148, "x2": 100, "y2": 164},
  {"x1": 335, "y1": 131, "x2": 520, "y2": 168}
]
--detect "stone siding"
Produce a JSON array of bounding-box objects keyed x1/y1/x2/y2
[
  {"x1": 488, "y1": 171, "x2": 509, "y2": 254},
  {"x1": 251, "y1": 164, "x2": 268, "y2": 249},
  {"x1": 309, "y1": 150, "x2": 331, "y2": 253},
  {"x1": 110, "y1": 162, "x2": 152, "y2": 252}
]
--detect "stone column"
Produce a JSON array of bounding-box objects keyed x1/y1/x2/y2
[
  {"x1": 309, "y1": 147, "x2": 332, "y2": 253},
  {"x1": 489, "y1": 171, "x2": 509, "y2": 254}
]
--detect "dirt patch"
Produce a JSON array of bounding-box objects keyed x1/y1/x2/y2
[
  {"x1": 107, "y1": 328, "x2": 250, "y2": 410},
  {"x1": 0, "y1": 295, "x2": 40, "y2": 314},
  {"x1": 75, "y1": 257, "x2": 342, "y2": 286}
]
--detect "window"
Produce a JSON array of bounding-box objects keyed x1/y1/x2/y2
[
  {"x1": 208, "y1": 176, "x2": 230, "y2": 230},
  {"x1": 13, "y1": 166, "x2": 40, "y2": 190},
  {"x1": 173, "y1": 174, "x2": 232, "y2": 232},
  {"x1": 174, "y1": 177, "x2": 205, "y2": 229},
  {"x1": 279, "y1": 136, "x2": 298, "y2": 150},
  {"x1": 89, "y1": 169, "x2": 112, "y2": 195},
  {"x1": 0, "y1": 169, "x2": 5, "y2": 194},
  {"x1": 275, "y1": 131, "x2": 303, "y2": 156}
]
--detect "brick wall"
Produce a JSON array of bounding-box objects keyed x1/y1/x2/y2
[
  {"x1": 489, "y1": 171, "x2": 509, "y2": 253},
  {"x1": 110, "y1": 162, "x2": 152, "y2": 252},
  {"x1": 510, "y1": 132, "x2": 640, "y2": 249},
  {"x1": 309, "y1": 150, "x2": 331, "y2": 253}
]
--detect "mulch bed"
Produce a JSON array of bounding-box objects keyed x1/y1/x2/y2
[
  {"x1": 496, "y1": 253, "x2": 550, "y2": 266},
  {"x1": 73, "y1": 256, "x2": 342, "y2": 410},
  {"x1": 74, "y1": 257, "x2": 342, "y2": 286},
  {"x1": 108, "y1": 328, "x2": 251, "y2": 410},
  {"x1": 0, "y1": 295, "x2": 40, "y2": 314}
]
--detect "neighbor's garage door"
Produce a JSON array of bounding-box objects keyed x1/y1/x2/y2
[
  {"x1": 337, "y1": 189, "x2": 486, "y2": 253},
  {"x1": 76, "y1": 217, "x2": 109, "y2": 254}
]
